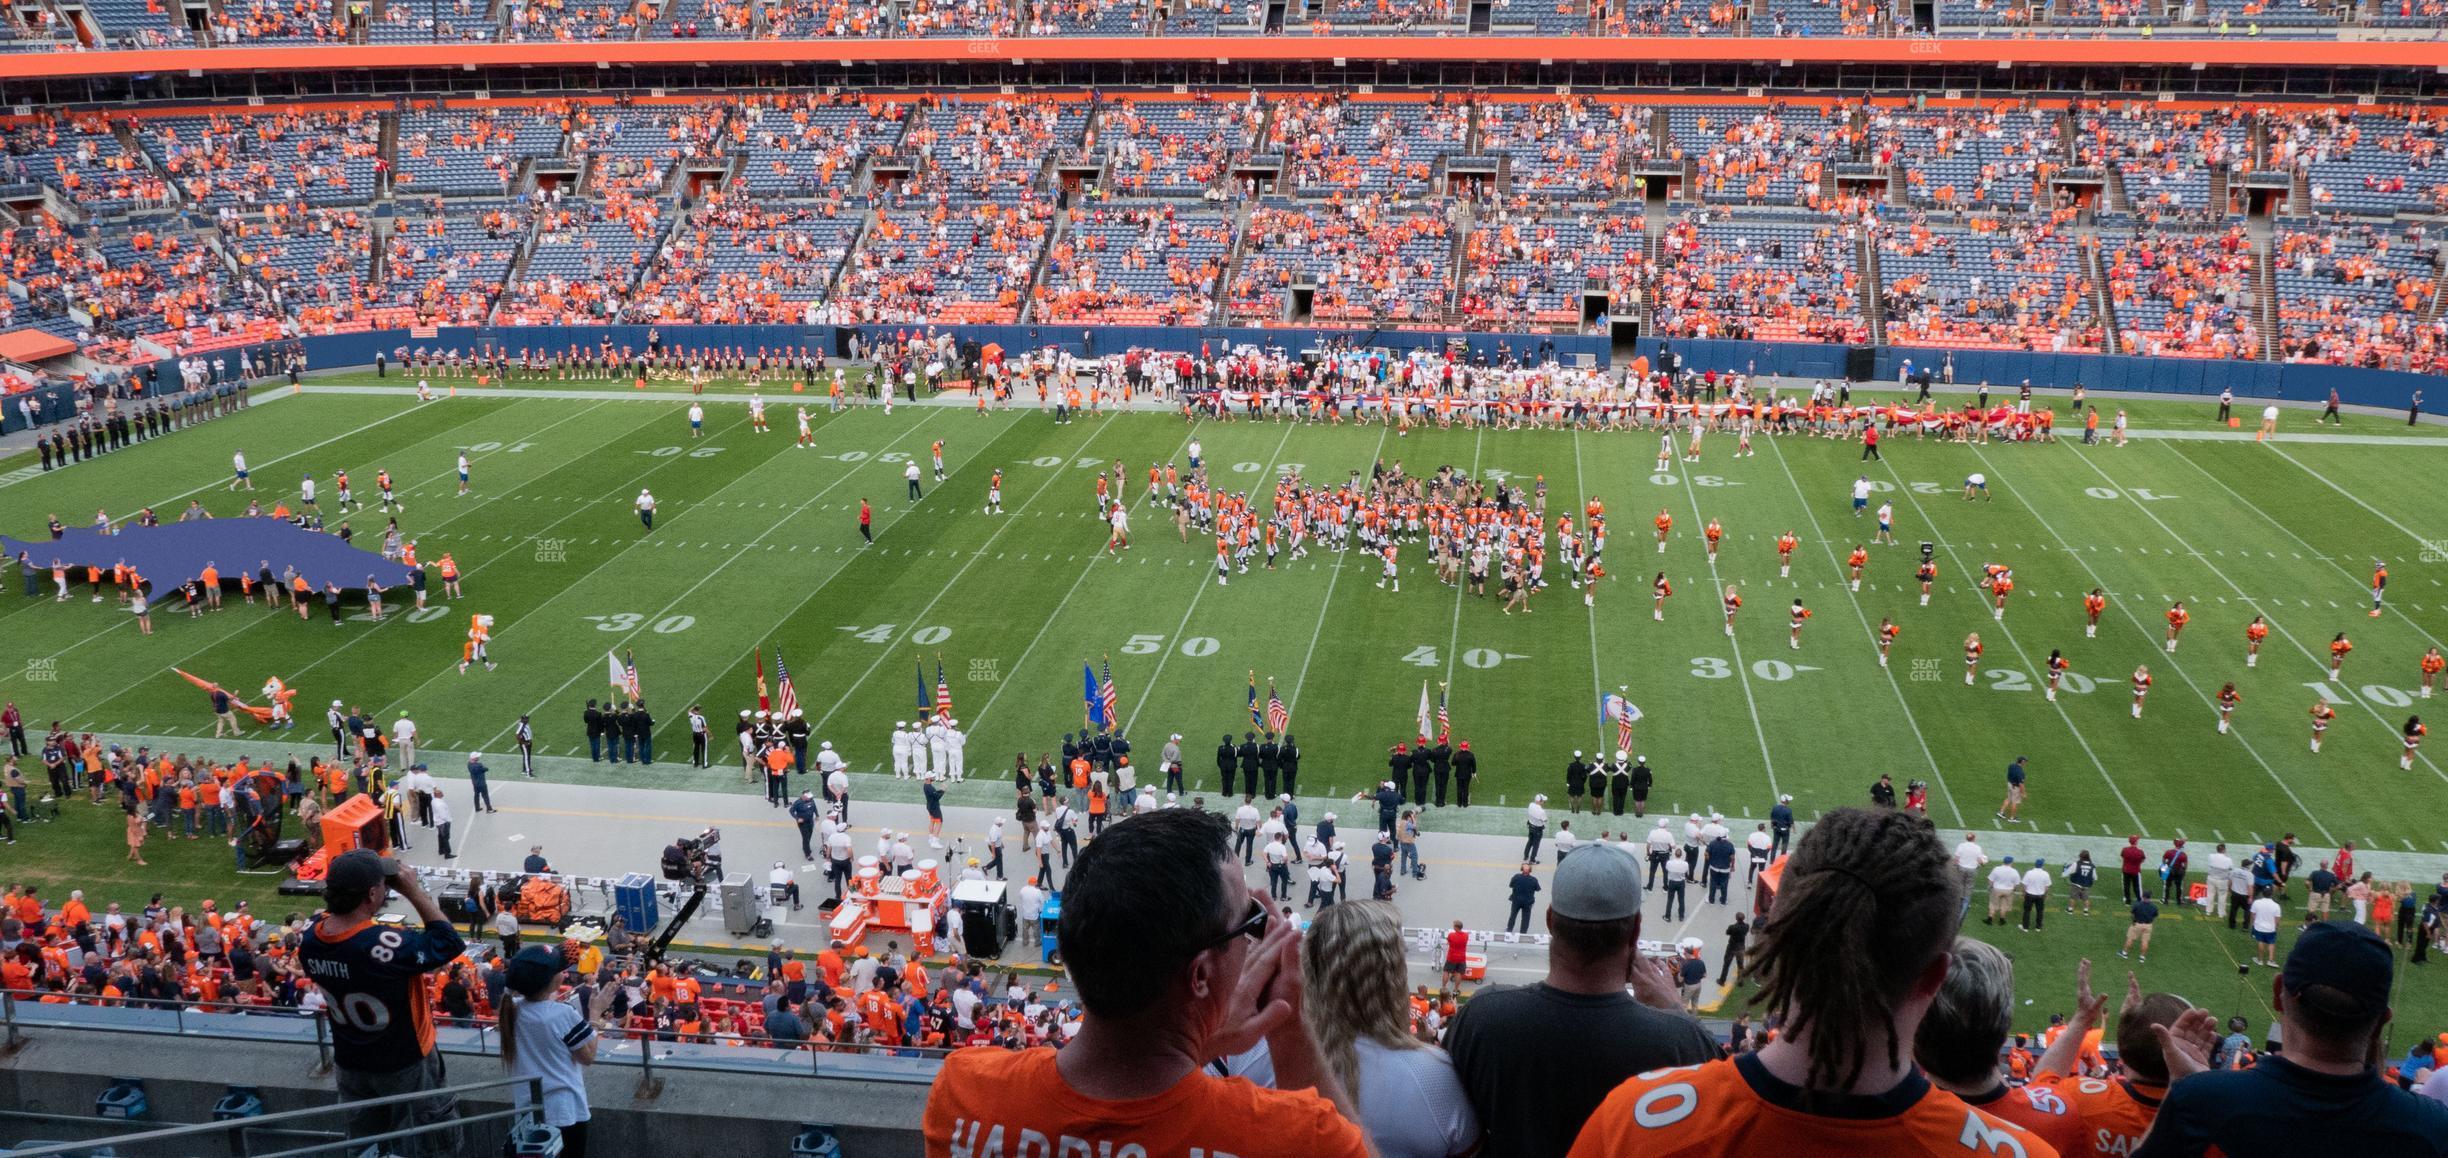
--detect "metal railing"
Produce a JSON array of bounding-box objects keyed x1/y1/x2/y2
[
  {"x1": 1, "y1": 990, "x2": 949, "y2": 1086},
  {"x1": 0, "y1": 1075, "x2": 546, "y2": 1158}
]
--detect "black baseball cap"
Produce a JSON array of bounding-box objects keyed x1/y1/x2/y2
[
  {"x1": 2282, "y1": 920, "x2": 2394, "y2": 1022},
  {"x1": 324, "y1": 848, "x2": 400, "y2": 901}
]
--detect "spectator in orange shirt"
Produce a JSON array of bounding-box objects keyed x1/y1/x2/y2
[{"x1": 1915, "y1": 938, "x2": 2087, "y2": 1156}]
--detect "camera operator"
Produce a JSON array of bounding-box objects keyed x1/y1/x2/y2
[{"x1": 299, "y1": 849, "x2": 466, "y2": 1155}]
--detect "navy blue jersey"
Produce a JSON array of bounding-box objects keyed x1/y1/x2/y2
[{"x1": 300, "y1": 918, "x2": 467, "y2": 1072}]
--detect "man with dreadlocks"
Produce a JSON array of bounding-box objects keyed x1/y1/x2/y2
[{"x1": 1569, "y1": 807, "x2": 2062, "y2": 1157}]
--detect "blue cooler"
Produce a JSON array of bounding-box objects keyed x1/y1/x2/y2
[
  {"x1": 615, "y1": 872, "x2": 659, "y2": 933},
  {"x1": 1040, "y1": 892, "x2": 1061, "y2": 964}
]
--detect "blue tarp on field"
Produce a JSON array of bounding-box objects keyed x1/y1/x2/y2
[{"x1": 0, "y1": 517, "x2": 417, "y2": 592}]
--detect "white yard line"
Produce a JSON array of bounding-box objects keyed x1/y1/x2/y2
[
  {"x1": 1571, "y1": 431, "x2": 1612, "y2": 755},
  {"x1": 1286, "y1": 426, "x2": 1393, "y2": 720},
  {"x1": 879, "y1": 415, "x2": 1157, "y2": 738},
  {"x1": 451, "y1": 410, "x2": 964, "y2": 748},
  {"x1": 1760, "y1": 437, "x2": 1962, "y2": 827},
  {"x1": 1875, "y1": 457, "x2": 2154, "y2": 837},
  {"x1": 1441, "y1": 429, "x2": 1485, "y2": 722},
  {"x1": 1117, "y1": 422, "x2": 1297, "y2": 737},
  {"x1": 1663, "y1": 434, "x2": 1781, "y2": 802},
  {"x1": 2051, "y1": 441, "x2": 2447, "y2": 790}
]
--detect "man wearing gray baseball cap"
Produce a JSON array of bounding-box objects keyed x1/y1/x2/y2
[
  {"x1": 1445, "y1": 842, "x2": 1714, "y2": 1158},
  {"x1": 298, "y1": 848, "x2": 467, "y2": 1154}
]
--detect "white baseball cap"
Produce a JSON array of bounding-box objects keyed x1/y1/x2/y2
[
  {"x1": 819, "y1": 740, "x2": 832, "y2": 750},
  {"x1": 1534, "y1": 794, "x2": 1548, "y2": 803},
  {"x1": 469, "y1": 752, "x2": 482, "y2": 761},
  {"x1": 1779, "y1": 794, "x2": 1794, "y2": 803},
  {"x1": 332, "y1": 700, "x2": 344, "y2": 708}
]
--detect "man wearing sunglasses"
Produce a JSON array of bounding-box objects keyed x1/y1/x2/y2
[{"x1": 923, "y1": 809, "x2": 1366, "y2": 1157}]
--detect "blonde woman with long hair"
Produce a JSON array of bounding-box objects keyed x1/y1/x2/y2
[{"x1": 1301, "y1": 900, "x2": 1480, "y2": 1157}]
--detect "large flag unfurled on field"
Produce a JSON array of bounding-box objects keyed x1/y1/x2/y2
[
  {"x1": 753, "y1": 649, "x2": 770, "y2": 712},
  {"x1": 1083, "y1": 662, "x2": 1104, "y2": 733},
  {"x1": 1416, "y1": 681, "x2": 1433, "y2": 739},
  {"x1": 1601, "y1": 692, "x2": 1642, "y2": 753},
  {"x1": 774, "y1": 648, "x2": 800, "y2": 718},
  {"x1": 1100, "y1": 656, "x2": 1120, "y2": 733},
  {"x1": 934, "y1": 658, "x2": 954, "y2": 723},
  {"x1": 1266, "y1": 679, "x2": 1289, "y2": 734}
]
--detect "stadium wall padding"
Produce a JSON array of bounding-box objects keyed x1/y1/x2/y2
[{"x1": 15, "y1": 326, "x2": 2433, "y2": 437}]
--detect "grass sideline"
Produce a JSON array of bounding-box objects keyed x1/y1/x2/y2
[{"x1": 3, "y1": 372, "x2": 2446, "y2": 1037}]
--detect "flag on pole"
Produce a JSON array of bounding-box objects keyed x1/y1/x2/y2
[
  {"x1": 610, "y1": 650, "x2": 632, "y2": 700},
  {"x1": 1265, "y1": 679, "x2": 1289, "y2": 734},
  {"x1": 934, "y1": 657, "x2": 954, "y2": 723},
  {"x1": 1600, "y1": 691, "x2": 1642, "y2": 753},
  {"x1": 1248, "y1": 671, "x2": 1262, "y2": 728},
  {"x1": 917, "y1": 659, "x2": 932, "y2": 716},
  {"x1": 1416, "y1": 681, "x2": 1433, "y2": 739},
  {"x1": 1436, "y1": 682, "x2": 1450, "y2": 744},
  {"x1": 774, "y1": 648, "x2": 799, "y2": 718},
  {"x1": 623, "y1": 649, "x2": 642, "y2": 703},
  {"x1": 1100, "y1": 656, "x2": 1120, "y2": 733},
  {"x1": 1083, "y1": 662, "x2": 1104, "y2": 732},
  {"x1": 753, "y1": 649, "x2": 770, "y2": 712}
]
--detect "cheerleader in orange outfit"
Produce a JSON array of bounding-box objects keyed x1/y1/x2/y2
[
  {"x1": 2310, "y1": 699, "x2": 2336, "y2": 752},
  {"x1": 1964, "y1": 632, "x2": 1984, "y2": 686},
  {"x1": 1877, "y1": 618, "x2": 1899, "y2": 668},
  {"x1": 1651, "y1": 571, "x2": 1671, "y2": 621},
  {"x1": 1916, "y1": 558, "x2": 1936, "y2": 606},
  {"x1": 2131, "y1": 664, "x2": 2152, "y2": 719},
  {"x1": 2163, "y1": 601, "x2": 2189, "y2": 653},
  {"x1": 1655, "y1": 508, "x2": 1673, "y2": 554},
  {"x1": 1776, "y1": 531, "x2": 1798, "y2": 578},
  {"x1": 1787, "y1": 599, "x2": 1811, "y2": 650},
  {"x1": 1721, "y1": 585, "x2": 1742, "y2": 636},
  {"x1": 2044, "y1": 648, "x2": 2069, "y2": 701},
  {"x1": 1846, "y1": 545, "x2": 1867, "y2": 592},
  {"x1": 1582, "y1": 560, "x2": 1606, "y2": 609},
  {"x1": 2420, "y1": 646, "x2": 2444, "y2": 698},
  {"x1": 2402, "y1": 716, "x2": 2427, "y2": 770},
  {"x1": 2328, "y1": 632, "x2": 2353, "y2": 680},
  {"x1": 2083, "y1": 588, "x2": 2107, "y2": 638},
  {"x1": 1703, "y1": 519, "x2": 1723, "y2": 561},
  {"x1": 2216, "y1": 682, "x2": 2241, "y2": 735},
  {"x1": 2246, "y1": 614, "x2": 2270, "y2": 667},
  {"x1": 1990, "y1": 572, "x2": 2013, "y2": 621},
  {"x1": 437, "y1": 553, "x2": 460, "y2": 598}
]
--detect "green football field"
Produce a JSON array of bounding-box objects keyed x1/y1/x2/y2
[{"x1": 4, "y1": 373, "x2": 2448, "y2": 1031}]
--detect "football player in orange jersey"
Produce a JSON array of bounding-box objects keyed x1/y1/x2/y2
[
  {"x1": 2311, "y1": 698, "x2": 2337, "y2": 752},
  {"x1": 2044, "y1": 649, "x2": 2069, "y2": 701},
  {"x1": 2083, "y1": 588, "x2": 2106, "y2": 638},
  {"x1": 2245, "y1": 614, "x2": 2270, "y2": 667},
  {"x1": 1375, "y1": 543, "x2": 1399, "y2": 593},
  {"x1": 1653, "y1": 571, "x2": 1672, "y2": 620},
  {"x1": 1213, "y1": 534, "x2": 1229, "y2": 587},
  {"x1": 2421, "y1": 646, "x2": 2444, "y2": 698},
  {"x1": 2163, "y1": 601, "x2": 2189, "y2": 653},
  {"x1": 2404, "y1": 715, "x2": 2428, "y2": 770},
  {"x1": 1878, "y1": 617, "x2": 1900, "y2": 667},
  {"x1": 1913, "y1": 939, "x2": 2089, "y2": 1158},
  {"x1": 985, "y1": 468, "x2": 1003, "y2": 515},
  {"x1": 1916, "y1": 558, "x2": 1936, "y2": 606},
  {"x1": 375, "y1": 468, "x2": 399, "y2": 513},
  {"x1": 1776, "y1": 531, "x2": 1798, "y2": 577},
  {"x1": 1704, "y1": 519, "x2": 1723, "y2": 560},
  {"x1": 2328, "y1": 631, "x2": 2353, "y2": 679},
  {"x1": 1722, "y1": 585, "x2": 1742, "y2": 636},
  {"x1": 1964, "y1": 633, "x2": 1984, "y2": 685},
  {"x1": 2216, "y1": 682, "x2": 2241, "y2": 734},
  {"x1": 1847, "y1": 545, "x2": 1868, "y2": 591},
  {"x1": 2027, "y1": 959, "x2": 2210, "y2": 1158},
  {"x1": 1788, "y1": 599, "x2": 1811, "y2": 650},
  {"x1": 1571, "y1": 809, "x2": 2051, "y2": 1158},
  {"x1": 2371, "y1": 558, "x2": 2389, "y2": 617},
  {"x1": 2131, "y1": 664, "x2": 2152, "y2": 718},
  {"x1": 1655, "y1": 508, "x2": 1673, "y2": 553}
]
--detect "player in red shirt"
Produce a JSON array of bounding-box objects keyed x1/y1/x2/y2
[
  {"x1": 1964, "y1": 632, "x2": 1984, "y2": 686},
  {"x1": 2328, "y1": 632, "x2": 2353, "y2": 679},
  {"x1": 1847, "y1": 546, "x2": 1868, "y2": 592},
  {"x1": 2310, "y1": 698, "x2": 2337, "y2": 753},
  {"x1": 2131, "y1": 664, "x2": 2152, "y2": 718},
  {"x1": 2422, "y1": 646, "x2": 2445, "y2": 699},
  {"x1": 2245, "y1": 614, "x2": 2269, "y2": 667},
  {"x1": 1776, "y1": 531, "x2": 1798, "y2": 577},
  {"x1": 2216, "y1": 683, "x2": 2241, "y2": 735},
  {"x1": 1570, "y1": 809, "x2": 2054, "y2": 1158},
  {"x1": 2083, "y1": 588, "x2": 2106, "y2": 639},
  {"x1": 2163, "y1": 601, "x2": 2189, "y2": 653},
  {"x1": 1878, "y1": 618, "x2": 1900, "y2": 668}
]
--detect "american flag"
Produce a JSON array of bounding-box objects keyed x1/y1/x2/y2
[
  {"x1": 774, "y1": 647, "x2": 800, "y2": 718},
  {"x1": 1266, "y1": 679, "x2": 1289, "y2": 734},
  {"x1": 1099, "y1": 657, "x2": 1120, "y2": 732},
  {"x1": 1436, "y1": 682, "x2": 1449, "y2": 744},
  {"x1": 934, "y1": 658, "x2": 954, "y2": 722}
]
